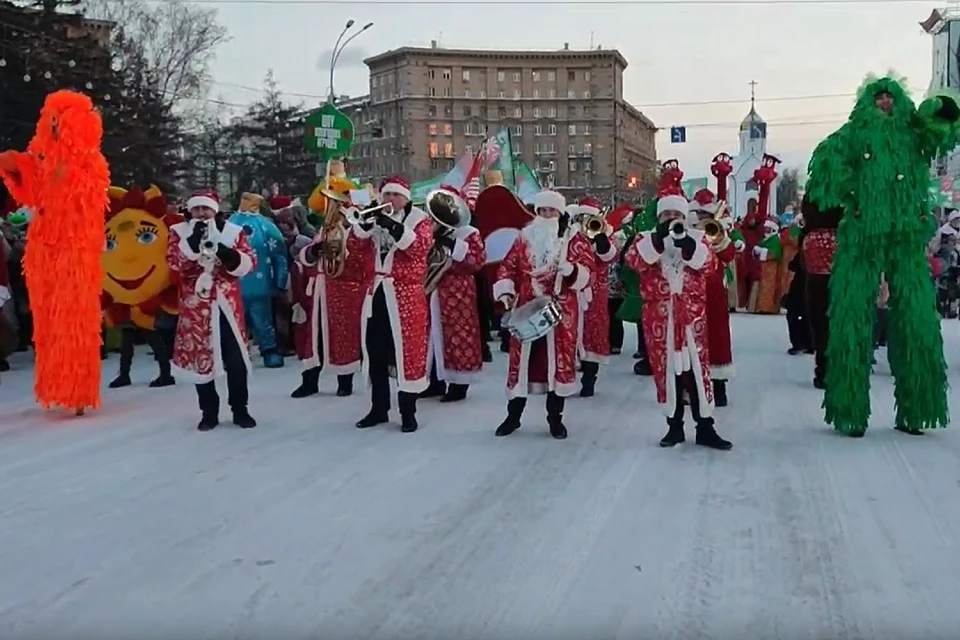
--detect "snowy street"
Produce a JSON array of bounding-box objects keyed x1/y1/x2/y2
[{"x1": 2, "y1": 313, "x2": 960, "y2": 638}]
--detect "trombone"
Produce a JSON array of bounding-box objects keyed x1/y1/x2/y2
[
  {"x1": 582, "y1": 213, "x2": 612, "y2": 239},
  {"x1": 695, "y1": 200, "x2": 729, "y2": 246}
]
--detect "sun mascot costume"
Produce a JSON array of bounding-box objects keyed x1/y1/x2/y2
[
  {"x1": 227, "y1": 192, "x2": 289, "y2": 368},
  {"x1": 0, "y1": 90, "x2": 110, "y2": 414},
  {"x1": 102, "y1": 185, "x2": 183, "y2": 389},
  {"x1": 806, "y1": 73, "x2": 960, "y2": 437}
]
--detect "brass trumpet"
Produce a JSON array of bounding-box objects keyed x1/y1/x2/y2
[{"x1": 582, "y1": 213, "x2": 610, "y2": 239}]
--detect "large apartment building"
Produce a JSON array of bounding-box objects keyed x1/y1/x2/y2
[{"x1": 340, "y1": 44, "x2": 658, "y2": 198}]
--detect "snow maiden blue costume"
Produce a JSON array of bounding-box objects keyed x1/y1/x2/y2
[{"x1": 228, "y1": 193, "x2": 289, "y2": 368}]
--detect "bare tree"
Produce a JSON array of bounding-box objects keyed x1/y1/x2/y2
[{"x1": 85, "y1": 0, "x2": 229, "y2": 109}]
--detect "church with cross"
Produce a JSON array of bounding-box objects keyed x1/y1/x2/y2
[{"x1": 727, "y1": 81, "x2": 778, "y2": 220}]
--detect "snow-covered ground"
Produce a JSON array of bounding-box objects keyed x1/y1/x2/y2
[{"x1": 2, "y1": 314, "x2": 960, "y2": 639}]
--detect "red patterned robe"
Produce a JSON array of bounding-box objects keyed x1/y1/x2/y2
[
  {"x1": 706, "y1": 237, "x2": 736, "y2": 379},
  {"x1": 429, "y1": 226, "x2": 486, "y2": 384},
  {"x1": 354, "y1": 207, "x2": 432, "y2": 393},
  {"x1": 580, "y1": 238, "x2": 619, "y2": 364},
  {"x1": 626, "y1": 229, "x2": 717, "y2": 417},
  {"x1": 291, "y1": 227, "x2": 373, "y2": 375},
  {"x1": 166, "y1": 220, "x2": 257, "y2": 383},
  {"x1": 493, "y1": 231, "x2": 593, "y2": 398}
]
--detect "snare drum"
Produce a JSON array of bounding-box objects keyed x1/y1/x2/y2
[{"x1": 504, "y1": 296, "x2": 563, "y2": 343}]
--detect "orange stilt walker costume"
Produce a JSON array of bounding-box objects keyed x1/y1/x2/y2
[{"x1": 0, "y1": 91, "x2": 111, "y2": 414}]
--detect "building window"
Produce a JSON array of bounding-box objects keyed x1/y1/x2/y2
[
  {"x1": 533, "y1": 71, "x2": 541, "y2": 82},
  {"x1": 442, "y1": 68, "x2": 451, "y2": 79},
  {"x1": 430, "y1": 87, "x2": 437, "y2": 97},
  {"x1": 567, "y1": 70, "x2": 575, "y2": 82},
  {"x1": 444, "y1": 142, "x2": 454, "y2": 157},
  {"x1": 549, "y1": 89, "x2": 556, "y2": 99},
  {"x1": 480, "y1": 106, "x2": 488, "y2": 117},
  {"x1": 429, "y1": 142, "x2": 439, "y2": 157},
  {"x1": 583, "y1": 90, "x2": 591, "y2": 99},
  {"x1": 548, "y1": 107, "x2": 556, "y2": 117},
  {"x1": 479, "y1": 90, "x2": 486, "y2": 98},
  {"x1": 498, "y1": 91, "x2": 506, "y2": 99},
  {"x1": 569, "y1": 144, "x2": 577, "y2": 155},
  {"x1": 567, "y1": 89, "x2": 576, "y2": 98},
  {"x1": 498, "y1": 106, "x2": 507, "y2": 117},
  {"x1": 583, "y1": 106, "x2": 591, "y2": 116},
  {"x1": 568, "y1": 105, "x2": 576, "y2": 116},
  {"x1": 583, "y1": 142, "x2": 592, "y2": 154},
  {"x1": 443, "y1": 87, "x2": 451, "y2": 97},
  {"x1": 429, "y1": 105, "x2": 437, "y2": 117},
  {"x1": 444, "y1": 105, "x2": 452, "y2": 116},
  {"x1": 513, "y1": 89, "x2": 521, "y2": 99},
  {"x1": 568, "y1": 124, "x2": 576, "y2": 135},
  {"x1": 548, "y1": 70, "x2": 556, "y2": 82},
  {"x1": 464, "y1": 89, "x2": 471, "y2": 98},
  {"x1": 464, "y1": 122, "x2": 474, "y2": 135},
  {"x1": 463, "y1": 106, "x2": 472, "y2": 117},
  {"x1": 533, "y1": 89, "x2": 540, "y2": 99},
  {"x1": 443, "y1": 123, "x2": 453, "y2": 136},
  {"x1": 464, "y1": 144, "x2": 474, "y2": 155},
  {"x1": 548, "y1": 124, "x2": 557, "y2": 135},
  {"x1": 584, "y1": 159, "x2": 593, "y2": 172},
  {"x1": 534, "y1": 124, "x2": 542, "y2": 136},
  {"x1": 497, "y1": 71, "x2": 505, "y2": 82},
  {"x1": 512, "y1": 125, "x2": 522, "y2": 136},
  {"x1": 569, "y1": 160, "x2": 578, "y2": 172},
  {"x1": 513, "y1": 72, "x2": 521, "y2": 82},
  {"x1": 429, "y1": 69, "x2": 436, "y2": 80},
  {"x1": 584, "y1": 70, "x2": 591, "y2": 82},
  {"x1": 479, "y1": 123, "x2": 488, "y2": 136},
  {"x1": 582, "y1": 123, "x2": 591, "y2": 134},
  {"x1": 513, "y1": 107, "x2": 522, "y2": 118},
  {"x1": 429, "y1": 123, "x2": 438, "y2": 136},
  {"x1": 533, "y1": 107, "x2": 542, "y2": 118},
  {"x1": 462, "y1": 69, "x2": 471, "y2": 81}
]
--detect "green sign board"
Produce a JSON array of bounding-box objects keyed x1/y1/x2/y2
[{"x1": 304, "y1": 104, "x2": 354, "y2": 160}]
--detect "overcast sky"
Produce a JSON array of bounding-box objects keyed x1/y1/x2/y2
[{"x1": 205, "y1": 0, "x2": 934, "y2": 180}]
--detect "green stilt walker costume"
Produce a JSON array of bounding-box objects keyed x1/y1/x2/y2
[
  {"x1": 805, "y1": 74, "x2": 960, "y2": 436},
  {"x1": 616, "y1": 199, "x2": 658, "y2": 322}
]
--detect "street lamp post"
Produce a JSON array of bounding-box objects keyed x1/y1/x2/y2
[{"x1": 328, "y1": 20, "x2": 374, "y2": 104}]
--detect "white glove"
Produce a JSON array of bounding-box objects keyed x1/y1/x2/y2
[
  {"x1": 291, "y1": 303, "x2": 307, "y2": 324},
  {"x1": 752, "y1": 246, "x2": 762, "y2": 257},
  {"x1": 735, "y1": 239, "x2": 745, "y2": 252},
  {"x1": 498, "y1": 294, "x2": 515, "y2": 308},
  {"x1": 559, "y1": 262, "x2": 574, "y2": 277}
]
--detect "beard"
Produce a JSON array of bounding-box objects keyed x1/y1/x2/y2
[{"x1": 523, "y1": 216, "x2": 561, "y2": 270}]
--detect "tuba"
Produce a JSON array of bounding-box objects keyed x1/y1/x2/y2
[
  {"x1": 424, "y1": 189, "x2": 465, "y2": 294},
  {"x1": 318, "y1": 186, "x2": 354, "y2": 278}
]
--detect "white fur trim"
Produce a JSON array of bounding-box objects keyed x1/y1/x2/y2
[
  {"x1": 492, "y1": 278, "x2": 515, "y2": 301},
  {"x1": 559, "y1": 262, "x2": 574, "y2": 277},
  {"x1": 692, "y1": 202, "x2": 717, "y2": 215},
  {"x1": 534, "y1": 190, "x2": 566, "y2": 213},
  {"x1": 453, "y1": 225, "x2": 478, "y2": 240},
  {"x1": 596, "y1": 243, "x2": 617, "y2": 262},
  {"x1": 170, "y1": 303, "x2": 253, "y2": 384},
  {"x1": 565, "y1": 204, "x2": 582, "y2": 217},
  {"x1": 683, "y1": 237, "x2": 710, "y2": 271},
  {"x1": 579, "y1": 204, "x2": 601, "y2": 217},
  {"x1": 763, "y1": 220, "x2": 780, "y2": 233},
  {"x1": 710, "y1": 362, "x2": 736, "y2": 380},
  {"x1": 484, "y1": 228, "x2": 520, "y2": 264},
  {"x1": 714, "y1": 235, "x2": 732, "y2": 253},
  {"x1": 187, "y1": 195, "x2": 219, "y2": 212},
  {"x1": 381, "y1": 182, "x2": 411, "y2": 200},
  {"x1": 756, "y1": 247, "x2": 769, "y2": 261},
  {"x1": 581, "y1": 350, "x2": 610, "y2": 365},
  {"x1": 351, "y1": 223, "x2": 373, "y2": 239},
  {"x1": 171, "y1": 221, "x2": 200, "y2": 261},
  {"x1": 393, "y1": 207, "x2": 428, "y2": 253},
  {"x1": 228, "y1": 250, "x2": 254, "y2": 278},
  {"x1": 451, "y1": 238, "x2": 469, "y2": 262},
  {"x1": 949, "y1": 210, "x2": 960, "y2": 222},
  {"x1": 636, "y1": 234, "x2": 663, "y2": 264},
  {"x1": 394, "y1": 226, "x2": 416, "y2": 251},
  {"x1": 0, "y1": 285, "x2": 9, "y2": 307},
  {"x1": 657, "y1": 195, "x2": 688, "y2": 216},
  {"x1": 298, "y1": 243, "x2": 318, "y2": 267},
  {"x1": 569, "y1": 264, "x2": 590, "y2": 291}
]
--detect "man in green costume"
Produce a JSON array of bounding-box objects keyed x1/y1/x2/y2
[{"x1": 805, "y1": 74, "x2": 960, "y2": 437}]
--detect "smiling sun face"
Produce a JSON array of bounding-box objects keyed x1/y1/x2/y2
[{"x1": 102, "y1": 206, "x2": 172, "y2": 306}]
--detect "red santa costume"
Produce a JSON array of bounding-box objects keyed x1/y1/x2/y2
[
  {"x1": 167, "y1": 191, "x2": 258, "y2": 430},
  {"x1": 688, "y1": 188, "x2": 736, "y2": 407},
  {"x1": 492, "y1": 189, "x2": 593, "y2": 440},
  {"x1": 424, "y1": 186, "x2": 487, "y2": 402},
  {"x1": 353, "y1": 176, "x2": 433, "y2": 433},
  {"x1": 625, "y1": 184, "x2": 732, "y2": 450},
  {"x1": 290, "y1": 194, "x2": 373, "y2": 399},
  {"x1": 576, "y1": 196, "x2": 619, "y2": 397}
]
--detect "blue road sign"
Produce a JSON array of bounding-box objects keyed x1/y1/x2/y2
[{"x1": 670, "y1": 126, "x2": 686, "y2": 143}]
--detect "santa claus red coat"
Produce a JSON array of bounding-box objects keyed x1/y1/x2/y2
[
  {"x1": 705, "y1": 237, "x2": 736, "y2": 378},
  {"x1": 626, "y1": 228, "x2": 717, "y2": 417},
  {"x1": 166, "y1": 219, "x2": 257, "y2": 383},
  {"x1": 291, "y1": 229, "x2": 373, "y2": 375},
  {"x1": 494, "y1": 229, "x2": 593, "y2": 398},
  {"x1": 429, "y1": 226, "x2": 486, "y2": 383},
  {"x1": 581, "y1": 241, "x2": 619, "y2": 364},
  {"x1": 354, "y1": 207, "x2": 433, "y2": 393}
]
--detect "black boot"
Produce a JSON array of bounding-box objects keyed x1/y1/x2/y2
[
  {"x1": 713, "y1": 380, "x2": 728, "y2": 407},
  {"x1": 579, "y1": 362, "x2": 598, "y2": 397},
  {"x1": 232, "y1": 409, "x2": 257, "y2": 428},
  {"x1": 357, "y1": 378, "x2": 390, "y2": 428},
  {"x1": 695, "y1": 419, "x2": 732, "y2": 450},
  {"x1": 813, "y1": 376, "x2": 826, "y2": 390},
  {"x1": 198, "y1": 413, "x2": 218, "y2": 431},
  {"x1": 110, "y1": 347, "x2": 133, "y2": 388},
  {"x1": 895, "y1": 426, "x2": 924, "y2": 436},
  {"x1": 398, "y1": 391, "x2": 418, "y2": 433},
  {"x1": 660, "y1": 420, "x2": 685, "y2": 447},
  {"x1": 336, "y1": 374, "x2": 353, "y2": 397},
  {"x1": 441, "y1": 383, "x2": 468, "y2": 402},
  {"x1": 546, "y1": 392, "x2": 567, "y2": 439},
  {"x1": 149, "y1": 361, "x2": 175, "y2": 388},
  {"x1": 0, "y1": 358, "x2": 9, "y2": 372},
  {"x1": 633, "y1": 358, "x2": 652, "y2": 376},
  {"x1": 495, "y1": 397, "x2": 526, "y2": 436},
  {"x1": 481, "y1": 342, "x2": 493, "y2": 363},
  {"x1": 291, "y1": 367, "x2": 321, "y2": 398},
  {"x1": 109, "y1": 373, "x2": 132, "y2": 388},
  {"x1": 419, "y1": 380, "x2": 446, "y2": 399}
]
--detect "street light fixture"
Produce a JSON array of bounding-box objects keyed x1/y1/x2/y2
[{"x1": 328, "y1": 20, "x2": 373, "y2": 104}]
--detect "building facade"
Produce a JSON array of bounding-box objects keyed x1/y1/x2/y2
[{"x1": 341, "y1": 44, "x2": 658, "y2": 199}]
